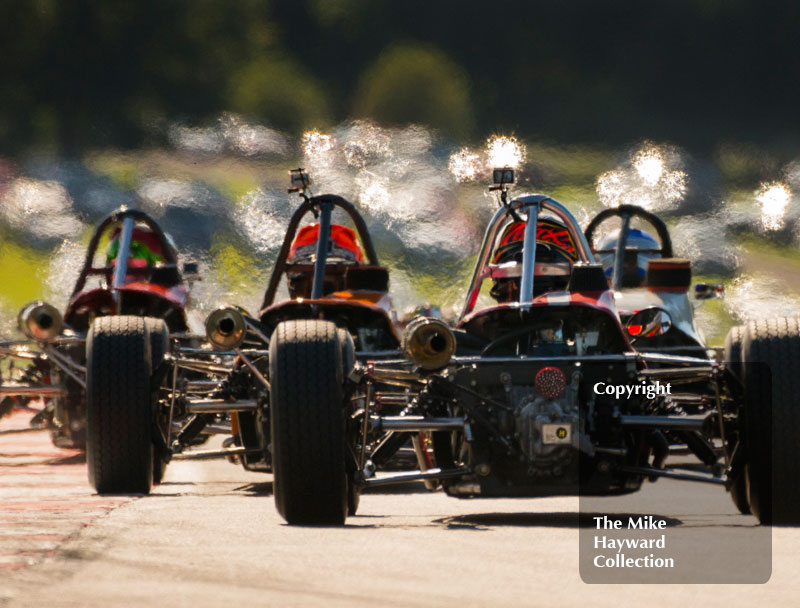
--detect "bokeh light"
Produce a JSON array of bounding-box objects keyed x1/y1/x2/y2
[
  {"x1": 486, "y1": 135, "x2": 526, "y2": 169},
  {"x1": 448, "y1": 147, "x2": 482, "y2": 182},
  {"x1": 596, "y1": 143, "x2": 686, "y2": 211},
  {"x1": 755, "y1": 181, "x2": 791, "y2": 231}
]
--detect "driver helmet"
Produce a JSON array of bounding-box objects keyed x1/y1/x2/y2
[
  {"x1": 288, "y1": 224, "x2": 364, "y2": 264},
  {"x1": 286, "y1": 223, "x2": 364, "y2": 298},
  {"x1": 595, "y1": 228, "x2": 660, "y2": 286},
  {"x1": 106, "y1": 226, "x2": 167, "y2": 268},
  {"x1": 490, "y1": 218, "x2": 578, "y2": 302}
]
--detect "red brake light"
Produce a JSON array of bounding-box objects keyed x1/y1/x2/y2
[{"x1": 535, "y1": 366, "x2": 567, "y2": 399}]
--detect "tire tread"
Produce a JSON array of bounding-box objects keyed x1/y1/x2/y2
[
  {"x1": 270, "y1": 320, "x2": 347, "y2": 525},
  {"x1": 742, "y1": 317, "x2": 800, "y2": 524},
  {"x1": 86, "y1": 316, "x2": 153, "y2": 494}
]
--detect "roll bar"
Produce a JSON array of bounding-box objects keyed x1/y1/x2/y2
[
  {"x1": 459, "y1": 195, "x2": 595, "y2": 319},
  {"x1": 260, "y1": 194, "x2": 380, "y2": 310},
  {"x1": 70, "y1": 207, "x2": 179, "y2": 298},
  {"x1": 584, "y1": 204, "x2": 674, "y2": 291}
]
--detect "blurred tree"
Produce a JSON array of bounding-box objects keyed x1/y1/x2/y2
[
  {"x1": 354, "y1": 43, "x2": 474, "y2": 138},
  {"x1": 308, "y1": 0, "x2": 370, "y2": 27},
  {"x1": 0, "y1": 0, "x2": 285, "y2": 154},
  {"x1": 2, "y1": 0, "x2": 800, "y2": 154},
  {"x1": 226, "y1": 56, "x2": 331, "y2": 133}
]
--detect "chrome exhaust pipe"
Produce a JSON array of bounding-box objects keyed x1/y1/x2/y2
[
  {"x1": 205, "y1": 307, "x2": 246, "y2": 350},
  {"x1": 402, "y1": 317, "x2": 456, "y2": 371},
  {"x1": 18, "y1": 302, "x2": 63, "y2": 341}
]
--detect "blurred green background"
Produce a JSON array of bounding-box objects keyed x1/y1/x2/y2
[{"x1": 3, "y1": 0, "x2": 800, "y2": 155}]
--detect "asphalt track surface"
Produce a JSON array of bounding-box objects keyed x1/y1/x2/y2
[{"x1": 1, "y1": 411, "x2": 799, "y2": 607}]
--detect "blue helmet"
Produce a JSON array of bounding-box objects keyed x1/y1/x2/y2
[{"x1": 596, "y1": 228, "x2": 660, "y2": 285}]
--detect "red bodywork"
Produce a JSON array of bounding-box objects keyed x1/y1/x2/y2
[
  {"x1": 64, "y1": 283, "x2": 189, "y2": 332},
  {"x1": 459, "y1": 289, "x2": 633, "y2": 353},
  {"x1": 60, "y1": 208, "x2": 191, "y2": 333}
]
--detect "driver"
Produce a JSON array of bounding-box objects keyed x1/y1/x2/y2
[
  {"x1": 490, "y1": 218, "x2": 578, "y2": 303},
  {"x1": 105, "y1": 225, "x2": 178, "y2": 286},
  {"x1": 106, "y1": 226, "x2": 167, "y2": 268},
  {"x1": 286, "y1": 223, "x2": 364, "y2": 299},
  {"x1": 595, "y1": 228, "x2": 661, "y2": 288}
]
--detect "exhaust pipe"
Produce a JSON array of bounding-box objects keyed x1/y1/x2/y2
[
  {"x1": 402, "y1": 316, "x2": 456, "y2": 371},
  {"x1": 18, "y1": 301, "x2": 63, "y2": 341},
  {"x1": 205, "y1": 307, "x2": 246, "y2": 350}
]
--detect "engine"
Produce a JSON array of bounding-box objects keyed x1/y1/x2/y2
[{"x1": 512, "y1": 369, "x2": 586, "y2": 476}]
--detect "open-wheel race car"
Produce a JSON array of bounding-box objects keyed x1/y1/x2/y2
[
  {"x1": 86, "y1": 170, "x2": 415, "y2": 500},
  {"x1": 584, "y1": 203, "x2": 724, "y2": 357},
  {"x1": 0, "y1": 206, "x2": 197, "y2": 456},
  {"x1": 584, "y1": 203, "x2": 753, "y2": 508},
  {"x1": 267, "y1": 169, "x2": 800, "y2": 526}
]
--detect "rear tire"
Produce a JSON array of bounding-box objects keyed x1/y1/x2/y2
[
  {"x1": 86, "y1": 316, "x2": 154, "y2": 494},
  {"x1": 338, "y1": 328, "x2": 360, "y2": 516},
  {"x1": 347, "y1": 474, "x2": 360, "y2": 516},
  {"x1": 270, "y1": 320, "x2": 348, "y2": 525},
  {"x1": 144, "y1": 318, "x2": 169, "y2": 485},
  {"x1": 741, "y1": 318, "x2": 800, "y2": 524},
  {"x1": 144, "y1": 318, "x2": 168, "y2": 371},
  {"x1": 724, "y1": 324, "x2": 745, "y2": 381},
  {"x1": 723, "y1": 325, "x2": 749, "y2": 515}
]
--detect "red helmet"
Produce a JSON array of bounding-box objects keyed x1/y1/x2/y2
[
  {"x1": 288, "y1": 224, "x2": 364, "y2": 263},
  {"x1": 490, "y1": 218, "x2": 577, "y2": 302},
  {"x1": 492, "y1": 218, "x2": 578, "y2": 265},
  {"x1": 286, "y1": 224, "x2": 364, "y2": 299}
]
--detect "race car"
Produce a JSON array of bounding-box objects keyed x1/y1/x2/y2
[
  {"x1": 265, "y1": 169, "x2": 800, "y2": 526},
  {"x1": 584, "y1": 204, "x2": 723, "y2": 357},
  {"x1": 83, "y1": 170, "x2": 407, "y2": 502},
  {"x1": 584, "y1": 204, "x2": 748, "y2": 507},
  {"x1": 0, "y1": 207, "x2": 198, "y2": 455}
]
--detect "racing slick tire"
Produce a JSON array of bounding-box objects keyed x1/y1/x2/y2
[
  {"x1": 347, "y1": 472, "x2": 360, "y2": 517},
  {"x1": 144, "y1": 317, "x2": 168, "y2": 372},
  {"x1": 86, "y1": 316, "x2": 154, "y2": 494},
  {"x1": 337, "y1": 328, "x2": 360, "y2": 517},
  {"x1": 724, "y1": 324, "x2": 745, "y2": 380},
  {"x1": 741, "y1": 317, "x2": 800, "y2": 525},
  {"x1": 723, "y1": 325, "x2": 749, "y2": 515},
  {"x1": 270, "y1": 320, "x2": 348, "y2": 525},
  {"x1": 144, "y1": 317, "x2": 169, "y2": 485}
]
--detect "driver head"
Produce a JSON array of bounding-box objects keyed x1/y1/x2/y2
[
  {"x1": 489, "y1": 218, "x2": 577, "y2": 303},
  {"x1": 596, "y1": 228, "x2": 660, "y2": 287},
  {"x1": 286, "y1": 223, "x2": 364, "y2": 299},
  {"x1": 106, "y1": 226, "x2": 166, "y2": 269}
]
